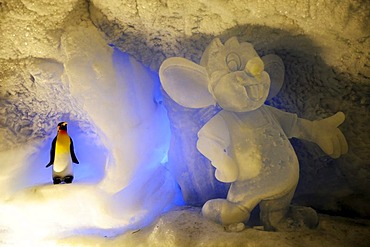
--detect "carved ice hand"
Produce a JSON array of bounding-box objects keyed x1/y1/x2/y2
[
  {"x1": 197, "y1": 115, "x2": 238, "y2": 183},
  {"x1": 197, "y1": 136, "x2": 238, "y2": 183},
  {"x1": 312, "y1": 112, "x2": 348, "y2": 158},
  {"x1": 293, "y1": 112, "x2": 348, "y2": 158}
]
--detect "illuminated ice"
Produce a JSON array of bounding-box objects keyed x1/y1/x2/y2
[
  {"x1": 160, "y1": 37, "x2": 348, "y2": 231},
  {"x1": 0, "y1": 26, "x2": 180, "y2": 245}
]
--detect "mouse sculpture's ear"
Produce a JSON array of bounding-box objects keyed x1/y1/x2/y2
[
  {"x1": 159, "y1": 57, "x2": 216, "y2": 108},
  {"x1": 262, "y1": 54, "x2": 285, "y2": 100}
]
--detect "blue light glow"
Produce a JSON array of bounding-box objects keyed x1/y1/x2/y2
[{"x1": 0, "y1": 48, "x2": 184, "y2": 243}]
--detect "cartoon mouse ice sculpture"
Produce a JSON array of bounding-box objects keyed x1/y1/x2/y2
[
  {"x1": 159, "y1": 37, "x2": 348, "y2": 231},
  {"x1": 46, "y1": 122, "x2": 79, "y2": 184}
]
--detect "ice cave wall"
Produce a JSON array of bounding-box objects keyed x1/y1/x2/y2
[
  {"x1": 89, "y1": 0, "x2": 370, "y2": 216},
  {"x1": 1, "y1": 0, "x2": 369, "y2": 217}
]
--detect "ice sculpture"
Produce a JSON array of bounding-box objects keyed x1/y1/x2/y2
[
  {"x1": 46, "y1": 122, "x2": 79, "y2": 184},
  {"x1": 159, "y1": 37, "x2": 348, "y2": 231}
]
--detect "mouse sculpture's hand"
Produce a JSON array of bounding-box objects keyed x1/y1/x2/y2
[
  {"x1": 197, "y1": 136, "x2": 238, "y2": 183},
  {"x1": 312, "y1": 112, "x2": 348, "y2": 158}
]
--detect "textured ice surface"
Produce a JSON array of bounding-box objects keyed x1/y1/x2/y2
[
  {"x1": 0, "y1": 0, "x2": 367, "y2": 244},
  {"x1": 54, "y1": 207, "x2": 370, "y2": 247},
  {"x1": 160, "y1": 37, "x2": 348, "y2": 230},
  {"x1": 0, "y1": 165, "x2": 178, "y2": 245},
  {"x1": 0, "y1": 24, "x2": 179, "y2": 245},
  {"x1": 89, "y1": 0, "x2": 370, "y2": 218}
]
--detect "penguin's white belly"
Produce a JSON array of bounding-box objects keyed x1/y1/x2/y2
[{"x1": 53, "y1": 153, "x2": 73, "y2": 177}]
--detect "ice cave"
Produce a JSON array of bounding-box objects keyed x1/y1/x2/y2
[{"x1": 0, "y1": 0, "x2": 369, "y2": 246}]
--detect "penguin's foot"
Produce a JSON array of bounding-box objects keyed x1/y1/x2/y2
[
  {"x1": 64, "y1": 176, "x2": 74, "y2": 184},
  {"x1": 53, "y1": 177, "x2": 62, "y2": 184}
]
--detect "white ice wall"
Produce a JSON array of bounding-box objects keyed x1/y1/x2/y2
[
  {"x1": 89, "y1": 0, "x2": 370, "y2": 216},
  {"x1": 0, "y1": 1, "x2": 180, "y2": 244},
  {"x1": 0, "y1": 2, "x2": 369, "y2": 245}
]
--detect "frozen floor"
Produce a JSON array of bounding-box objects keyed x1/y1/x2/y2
[
  {"x1": 58, "y1": 207, "x2": 370, "y2": 247},
  {"x1": 0, "y1": 164, "x2": 179, "y2": 247},
  {"x1": 2, "y1": 206, "x2": 367, "y2": 247}
]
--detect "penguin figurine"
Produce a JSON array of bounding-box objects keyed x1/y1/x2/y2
[{"x1": 46, "y1": 122, "x2": 79, "y2": 184}]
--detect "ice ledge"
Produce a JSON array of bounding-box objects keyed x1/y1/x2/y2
[{"x1": 58, "y1": 206, "x2": 370, "y2": 247}]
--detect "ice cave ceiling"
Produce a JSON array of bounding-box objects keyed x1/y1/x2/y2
[{"x1": 1, "y1": 0, "x2": 369, "y2": 219}]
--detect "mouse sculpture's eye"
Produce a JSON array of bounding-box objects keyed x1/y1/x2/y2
[{"x1": 226, "y1": 52, "x2": 242, "y2": 72}]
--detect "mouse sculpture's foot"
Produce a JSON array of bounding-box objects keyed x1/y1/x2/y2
[
  {"x1": 287, "y1": 205, "x2": 319, "y2": 230},
  {"x1": 202, "y1": 199, "x2": 250, "y2": 225},
  {"x1": 270, "y1": 205, "x2": 319, "y2": 231},
  {"x1": 63, "y1": 175, "x2": 74, "y2": 184}
]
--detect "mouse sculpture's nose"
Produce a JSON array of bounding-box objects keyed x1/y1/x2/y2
[{"x1": 245, "y1": 57, "x2": 265, "y2": 80}]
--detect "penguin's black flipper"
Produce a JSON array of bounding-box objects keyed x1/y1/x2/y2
[
  {"x1": 70, "y1": 138, "x2": 79, "y2": 164},
  {"x1": 46, "y1": 137, "x2": 57, "y2": 168}
]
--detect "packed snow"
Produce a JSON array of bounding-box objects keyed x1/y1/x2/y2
[
  {"x1": 1, "y1": 0, "x2": 369, "y2": 246},
  {"x1": 0, "y1": 25, "x2": 182, "y2": 246}
]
